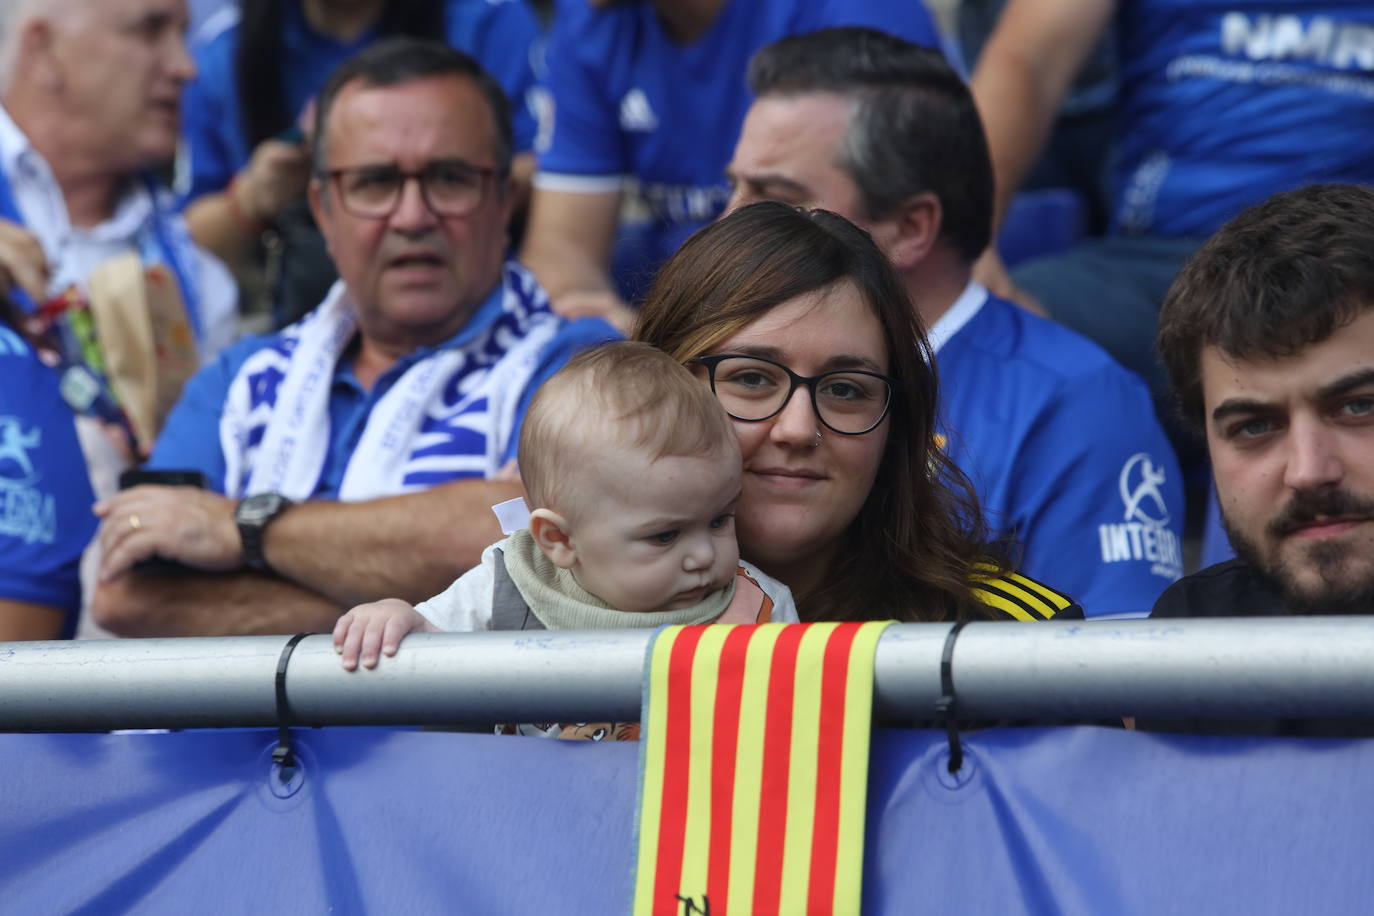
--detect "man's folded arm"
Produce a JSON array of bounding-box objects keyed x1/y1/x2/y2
[
  {"x1": 95, "y1": 477, "x2": 523, "y2": 634},
  {"x1": 92, "y1": 570, "x2": 345, "y2": 638},
  {"x1": 263, "y1": 479, "x2": 524, "y2": 608}
]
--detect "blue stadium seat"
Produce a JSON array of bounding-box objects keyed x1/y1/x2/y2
[{"x1": 997, "y1": 188, "x2": 1087, "y2": 268}]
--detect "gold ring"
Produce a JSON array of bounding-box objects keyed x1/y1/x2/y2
[{"x1": 128, "y1": 514, "x2": 142, "y2": 532}]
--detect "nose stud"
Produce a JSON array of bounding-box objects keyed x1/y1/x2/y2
[{"x1": 812, "y1": 431, "x2": 822, "y2": 448}]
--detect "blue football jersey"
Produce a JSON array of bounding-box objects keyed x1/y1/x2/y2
[
  {"x1": 535, "y1": 0, "x2": 944, "y2": 268},
  {"x1": 0, "y1": 327, "x2": 96, "y2": 633},
  {"x1": 1112, "y1": 0, "x2": 1374, "y2": 239},
  {"x1": 181, "y1": 0, "x2": 543, "y2": 202},
  {"x1": 934, "y1": 289, "x2": 1185, "y2": 618}
]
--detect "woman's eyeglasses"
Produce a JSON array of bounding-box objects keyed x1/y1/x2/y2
[{"x1": 691, "y1": 354, "x2": 896, "y2": 435}]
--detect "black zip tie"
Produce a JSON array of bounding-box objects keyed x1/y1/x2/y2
[
  {"x1": 272, "y1": 633, "x2": 312, "y2": 781},
  {"x1": 934, "y1": 619, "x2": 971, "y2": 774}
]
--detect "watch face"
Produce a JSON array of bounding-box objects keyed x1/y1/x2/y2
[{"x1": 239, "y1": 492, "x2": 289, "y2": 524}]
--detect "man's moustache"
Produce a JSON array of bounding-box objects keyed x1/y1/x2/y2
[{"x1": 1268, "y1": 487, "x2": 1374, "y2": 537}]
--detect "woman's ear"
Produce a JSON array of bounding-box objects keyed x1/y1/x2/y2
[{"x1": 529, "y1": 509, "x2": 576, "y2": 569}]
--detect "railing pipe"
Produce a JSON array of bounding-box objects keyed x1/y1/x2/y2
[{"x1": 1, "y1": 619, "x2": 1372, "y2": 731}]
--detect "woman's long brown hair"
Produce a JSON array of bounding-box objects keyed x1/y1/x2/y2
[{"x1": 635, "y1": 202, "x2": 1002, "y2": 622}]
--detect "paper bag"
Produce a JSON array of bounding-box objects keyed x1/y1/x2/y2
[{"x1": 85, "y1": 254, "x2": 199, "y2": 450}]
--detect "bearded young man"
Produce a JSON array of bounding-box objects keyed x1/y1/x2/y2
[{"x1": 1145, "y1": 183, "x2": 1374, "y2": 735}]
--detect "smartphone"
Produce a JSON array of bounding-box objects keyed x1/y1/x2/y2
[{"x1": 118, "y1": 468, "x2": 208, "y2": 490}]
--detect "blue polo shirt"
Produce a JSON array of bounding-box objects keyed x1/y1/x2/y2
[
  {"x1": 934, "y1": 287, "x2": 1185, "y2": 618},
  {"x1": 150, "y1": 283, "x2": 618, "y2": 497},
  {"x1": 181, "y1": 0, "x2": 543, "y2": 203},
  {"x1": 0, "y1": 326, "x2": 96, "y2": 634}
]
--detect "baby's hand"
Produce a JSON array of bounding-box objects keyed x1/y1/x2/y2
[{"x1": 332, "y1": 598, "x2": 436, "y2": 671}]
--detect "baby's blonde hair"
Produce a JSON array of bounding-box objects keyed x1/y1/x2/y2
[{"x1": 518, "y1": 342, "x2": 740, "y2": 519}]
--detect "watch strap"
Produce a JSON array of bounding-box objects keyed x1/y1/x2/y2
[{"x1": 237, "y1": 493, "x2": 294, "y2": 572}]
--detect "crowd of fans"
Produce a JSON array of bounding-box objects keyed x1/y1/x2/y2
[{"x1": 2, "y1": 0, "x2": 1373, "y2": 738}]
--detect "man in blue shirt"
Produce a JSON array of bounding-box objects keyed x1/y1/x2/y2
[
  {"x1": 726, "y1": 28, "x2": 1184, "y2": 617},
  {"x1": 971, "y1": 0, "x2": 1374, "y2": 433},
  {"x1": 182, "y1": 0, "x2": 542, "y2": 206},
  {"x1": 519, "y1": 0, "x2": 946, "y2": 332},
  {"x1": 92, "y1": 41, "x2": 615, "y2": 637},
  {"x1": 180, "y1": 0, "x2": 544, "y2": 326},
  {"x1": 0, "y1": 307, "x2": 96, "y2": 641}
]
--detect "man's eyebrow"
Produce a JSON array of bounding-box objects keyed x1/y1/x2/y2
[
  {"x1": 726, "y1": 169, "x2": 810, "y2": 198},
  {"x1": 1210, "y1": 398, "x2": 1274, "y2": 426},
  {"x1": 1317, "y1": 367, "x2": 1374, "y2": 401},
  {"x1": 332, "y1": 157, "x2": 481, "y2": 171},
  {"x1": 1209, "y1": 368, "x2": 1374, "y2": 425},
  {"x1": 117, "y1": 11, "x2": 169, "y2": 35}
]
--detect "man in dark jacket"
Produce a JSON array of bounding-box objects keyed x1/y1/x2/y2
[{"x1": 1145, "y1": 182, "x2": 1374, "y2": 735}]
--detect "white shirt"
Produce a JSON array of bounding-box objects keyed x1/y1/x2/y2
[
  {"x1": 0, "y1": 105, "x2": 237, "y2": 362},
  {"x1": 925, "y1": 280, "x2": 989, "y2": 356}
]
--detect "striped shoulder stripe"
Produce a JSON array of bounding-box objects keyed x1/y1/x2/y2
[
  {"x1": 970, "y1": 585, "x2": 1039, "y2": 621},
  {"x1": 971, "y1": 565, "x2": 1076, "y2": 620},
  {"x1": 1001, "y1": 569, "x2": 1075, "y2": 612}
]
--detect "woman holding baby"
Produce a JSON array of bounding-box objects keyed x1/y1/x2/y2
[
  {"x1": 336, "y1": 201, "x2": 1077, "y2": 667},
  {"x1": 636, "y1": 202, "x2": 1080, "y2": 623}
]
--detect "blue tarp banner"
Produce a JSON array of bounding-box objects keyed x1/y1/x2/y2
[{"x1": 2, "y1": 726, "x2": 1371, "y2": 913}]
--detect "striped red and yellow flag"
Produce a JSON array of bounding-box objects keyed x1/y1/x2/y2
[{"x1": 633, "y1": 621, "x2": 893, "y2": 916}]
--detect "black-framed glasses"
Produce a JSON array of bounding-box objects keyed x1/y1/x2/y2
[
  {"x1": 320, "y1": 159, "x2": 505, "y2": 219},
  {"x1": 691, "y1": 354, "x2": 897, "y2": 435}
]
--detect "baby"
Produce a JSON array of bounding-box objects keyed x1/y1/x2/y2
[{"x1": 332, "y1": 342, "x2": 797, "y2": 734}]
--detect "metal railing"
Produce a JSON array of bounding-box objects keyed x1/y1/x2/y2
[{"x1": 2, "y1": 618, "x2": 1373, "y2": 730}]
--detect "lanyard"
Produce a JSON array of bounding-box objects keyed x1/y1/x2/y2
[{"x1": 0, "y1": 163, "x2": 33, "y2": 313}]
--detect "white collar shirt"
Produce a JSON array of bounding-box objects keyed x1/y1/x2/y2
[
  {"x1": 925, "y1": 280, "x2": 989, "y2": 356},
  {"x1": 0, "y1": 104, "x2": 238, "y2": 359}
]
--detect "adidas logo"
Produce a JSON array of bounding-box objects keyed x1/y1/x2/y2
[{"x1": 619, "y1": 89, "x2": 658, "y2": 132}]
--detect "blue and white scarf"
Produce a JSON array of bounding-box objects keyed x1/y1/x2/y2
[{"x1": 220, "y1": 262, "x2": 561, "y2": 501}]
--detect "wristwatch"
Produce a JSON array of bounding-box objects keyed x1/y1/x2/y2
[{"x1": 235, "y1": 492, "x2": 294, "y2": 572}]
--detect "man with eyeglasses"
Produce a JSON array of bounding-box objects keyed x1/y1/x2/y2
[
  {"x1": 91, "y1": 40, "x2": 617, "y2": 637},
  {"x1": 725, "y1": 29, "x2": 1184, "y2": 618}
]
